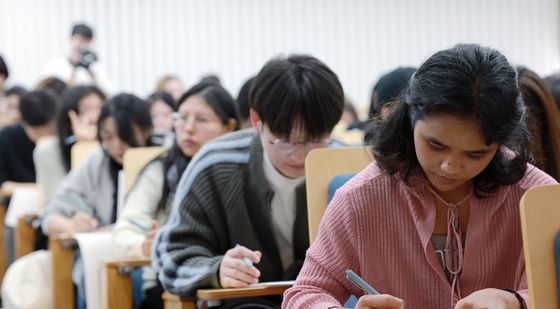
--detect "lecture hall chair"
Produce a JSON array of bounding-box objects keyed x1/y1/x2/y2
[
  {"x1": 103, "y1": 146, "x2": 166, "y2": 309},
  {"x1": 50, "y1": 140, "x2": 100, "y2": 309},
  {"x1": 520, "y1": 183, "x2": 560, "y2": 309}
]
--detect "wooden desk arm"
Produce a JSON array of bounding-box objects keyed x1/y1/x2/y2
[
  {"x1": 163, "y1": 291, "x2": 197, "y2": 309},
  {"x1": 0, "y1": 202, "x2": 7, "y2": 284},
  {"x1": 196, "y1": 285, "x2": 291, "y2": 300},
  {"x1": 106, "y1": 257, "x2": 151, "y2": 309},
  {"x1": 49, "y1": 235, "x2": 77, "y2": 309},
  {"x1": 163, "y1": 284, "x2": 292, "y2": 309},
  {"x1": 15, "y1": 213, "x2": 39, "y2": 258}
]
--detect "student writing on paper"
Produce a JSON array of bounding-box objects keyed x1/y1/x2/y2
[
  {"x1": 112, "y1": 81, "x2": 239, "y2": 309},
  {"x1": 152, "y1": 55, "x2": 344, "y2": 308},
  {"x1": 283, "y1": 44, "x2": 557, "y2": 309},
  {"x1": 40, "y1": 93, "x2": 152, "y2": 308},
  {"x1": 34, "y1": 85, "x2": 106, "y2": 205}
]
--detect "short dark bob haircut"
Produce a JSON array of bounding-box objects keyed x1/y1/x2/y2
[
  {"x1": 249, "y1": 54, "x2": 344, "y2": 140},
  {"x1": 367, "y1": 43, "x2": 530, "y2": 195},
  {"x1": 98, "y1": 93, "x2": 152, "y2": 147}
]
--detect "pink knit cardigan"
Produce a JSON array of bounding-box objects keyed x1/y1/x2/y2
[{"x1": 283, "y1": 163, "x2": 557, "y2": 308}]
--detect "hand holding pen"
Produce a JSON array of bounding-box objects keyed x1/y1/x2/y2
[
  {"x1": 140, "y1": 220, "x2": 159, "y2": 256},
  {"x1": 71, "y1": 211, "x2": 99, "y2": 233},
  {"x1": 219, "y1": 244, "x2": 261, "y2": 288},
  {"x1": 346, "y1": 269, "x2": 405, "y2": 309}
]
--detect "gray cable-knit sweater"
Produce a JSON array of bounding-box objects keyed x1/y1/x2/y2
[{"x1": 152, "y1": 129, "x2": 309, "y2": 297}]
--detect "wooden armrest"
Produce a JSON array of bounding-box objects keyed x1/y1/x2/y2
[
  {"x1": 49, "y1": 235, "x2": 77, "y2": 309},
  {"x1": 0, "y1": 202, "x2": 8, "y2": 284},
  {"x1": 106, "y1": 258, "x2": 151, "y2": 309},
  {"x1": 196, "y1": 284, "x2": 292, "y2": 301},
  {"x1": 162, "y1": 291, "x2": 196, "y2": 309},
  {"x1": 15, "y1": 213, "x2": 39, "y2": 258},
  {"x1": 162, "y1": 283, "x2": 291, "y2": 309},
  {"x1": 106, "y1": 257, "x2": 151, "y2": 274}
]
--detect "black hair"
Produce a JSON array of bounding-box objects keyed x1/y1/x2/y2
[
  {"x1": 156, "y1": 82, "x2": 240, "y2": 214},
  {"x1": 236, "y1": 76, "x2": 255, "y2": 121},
  {"x1": 250, "y1": 54, "x2": 344, "y2": 140},
  {"x1": 177, "y1": 81, "x2": 240, "y2": 129},
  {"x1": 518, "y1": 67, "x2": 560, "y2": 181},
  {"x1": 71, "y1": 23, "x2": 94, "y2": 40},
  {"x1": 369, "y1": 67, "x2": 416, "y2": 119},
  {"x1": 147, "y1": 91, "x2": 176, "y2": 111},
  {"x1": 19, "y1": 89, "x2": 59, "y2": 126},
  {"x1": 5, "y1": 85, "x2": 27, "y2": 97},
  {"x1": 199, "y1": 74, "x2": 221, "y2": 85},
  {"x1": 57, "y1": 86, "x2": 106, "y2": 171},
  {"x1": 36, "y1": 77, "x2": 67, "y2": 98},
  {"x1": 0, "y1": 55, "x2": 8, "y2": 79},
  {"x1": 367, "y1": 44, "x2": 530, "y2": 195},
  {"x1": 98, "y1": 93, "x2": 152, "y2": 147},
  {"x1": 544, "y1": 73, "x2": 560, "y2": 110}
]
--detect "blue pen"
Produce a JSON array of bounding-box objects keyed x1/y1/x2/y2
[
  {"x1": 235, "y1": 244, "x2": 254, "y2": 267},
  {"x1": 346, "y1": 269, "x2": 380, "y2": 295},
  {"x1": 127, "y1": 218, "x2": 152, "y2": 232}
]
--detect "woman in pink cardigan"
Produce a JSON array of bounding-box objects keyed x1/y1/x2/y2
[{"x1": 283, "y1": 44, "x2": 557, "y2": 309}]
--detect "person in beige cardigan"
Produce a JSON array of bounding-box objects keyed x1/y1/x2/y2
[{"x1": 112, "y1": 81, "x2": 239, "y2": 309}]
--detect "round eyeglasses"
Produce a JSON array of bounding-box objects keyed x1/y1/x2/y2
[{"x1": 267, "y1": 137, "x2": 332, "y2": 154}]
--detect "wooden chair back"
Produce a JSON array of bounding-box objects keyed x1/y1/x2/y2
[
  {"x1": 305, "y1": 146, "x2": 372, "y2": 243},
  {"x1": 520, "y1": 184, "x2": 560, "y2": 309},
  {"x1": 71, "y1": 141, "x2": 100, "y2": 168},
  {"x1": 123, "y1": 146, "x2": 166, "y2": 195}
]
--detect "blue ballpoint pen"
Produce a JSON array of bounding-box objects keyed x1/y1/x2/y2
[{"x1": 346, "y1": 269, "x2": 380, "y2": 295}]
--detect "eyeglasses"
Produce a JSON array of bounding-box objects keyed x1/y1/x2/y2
[
  {"x1": 267, "y1": 137, "x2": 332, "y2": 154},
  {"x1": 173, "y1": 112, "x2": 221, "y2": 129},
  {"x1": 261, "y1": 124, "x2": 332, "y2": 154}
]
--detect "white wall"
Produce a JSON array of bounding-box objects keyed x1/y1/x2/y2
[{"x1": 1, "y1": 0, "x2": 559, "y2": 111}]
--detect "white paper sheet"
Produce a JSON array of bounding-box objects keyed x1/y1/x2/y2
[
  {"x1": 117, "y1": 170, "x2": 125, "y2": 217},
  {"x1": 74, "y1": 231, "x2": 122, "y2": 309},
  {"x1": 4, "y1": 187, "x2": 40, "y2": 227}
]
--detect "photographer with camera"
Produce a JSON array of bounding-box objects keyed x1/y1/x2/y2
[{"x1": 42, "y1": 23, "x2": 113, "y2": 95}]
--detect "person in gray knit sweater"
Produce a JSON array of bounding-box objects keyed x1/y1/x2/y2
[{"x1": 152, "y1": 54, "x2": 345, "y2": 308}]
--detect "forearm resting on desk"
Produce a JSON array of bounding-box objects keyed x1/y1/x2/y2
[
  {"x1": 44, "y1": 212, "x2": 98, "y2": 235},
  {"x1": 0, "y1": 181, "x2": 36, "y2": 197}
]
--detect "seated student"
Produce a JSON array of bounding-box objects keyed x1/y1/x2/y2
[
  {"x1": 368, "y1": 66, "x2": 416, "y2": 120},
  {"x1": 236, "y1": 76, "x2": 255, "y2": 129},
  {"x1": 147, "y1": 91, "x2": 176, "y2": 147},
  {"x1": 36, "y1": 76, "x2": 68, "y2": 99},
  {"x1": 34, "y1": 85, "x2": 105, "y2": 205},
  {"x1": 41, "y1": 93, "x2": 152, "y2": 307},
  {"x1": 151, "y1": 54, "x2": 344, "y2": 307},
  {"x1": 0, "y1": 89, "x2": 57, "y2": 264},
  {"x1": 0, "y1": 86, "x2": 27, "y2": 128},
  {"x1": 517, "y1": 67, "x2": 560, "y2": 182},
  {"x1": 283, "y1": 44, "x2": 557, "y2": 309},
  {"x1": 0, "y1": 54, "x2": 7, "y2": 94},
  {"x1": 113, "y1": 82, "x2": 239, "y2": 309},
  {"x1": 155, "y1": 75, "x2": 183, "y2": 102},
  {"x1": 0, "y1": 90, "x2": 58, "y2": 196}
]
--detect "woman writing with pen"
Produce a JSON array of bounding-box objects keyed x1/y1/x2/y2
[
  {"x1": 283, "y1": 44, "x2": 556, "y2": 308},
  {"x1": 112, "y1": 81, "x2": 239, "y2": 309},
  {"x1": 41, "y1": 93, "x2": 153, "y2": 309}
]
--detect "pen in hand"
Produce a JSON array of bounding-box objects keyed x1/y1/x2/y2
[
  {"x1": 235, "y1": 244, "x2": 254, "y2": 267},
  {"x1": 346, "y1": 269, "x2": 380, "y2": 295}
]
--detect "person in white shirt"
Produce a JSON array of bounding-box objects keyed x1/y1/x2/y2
[{"x1": 42, "y1": 23, "x2": 113, "y2": 95}]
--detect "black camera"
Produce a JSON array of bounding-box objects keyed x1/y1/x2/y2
[{"x1": 77, "y1": 47, "x2": 98, "y2": 69}]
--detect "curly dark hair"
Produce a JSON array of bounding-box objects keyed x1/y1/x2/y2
[{"x1": 367, "y1": 44, "x2": 530, "y2": 195}]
